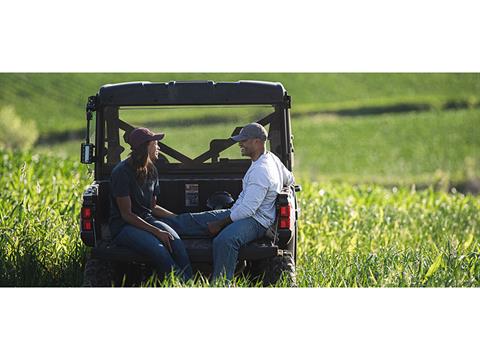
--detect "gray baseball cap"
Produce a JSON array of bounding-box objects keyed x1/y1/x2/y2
[{"x1": 231, "y1": 123, "x2": 268, "y2": 142}]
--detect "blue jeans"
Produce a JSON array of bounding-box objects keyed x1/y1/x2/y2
[
  {"x1": 113, "y1": 217, "x2": 193, "y2": 281},
  {"x1": 161, "y1": 210, "x2": 267, "y2": 281}
]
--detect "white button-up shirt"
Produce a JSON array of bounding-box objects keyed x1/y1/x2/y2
[{"x1": 229, "y1": 152, "x2": 294, "y2": 228}]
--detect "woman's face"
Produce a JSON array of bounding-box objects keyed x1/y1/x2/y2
[{"x1": 147, "y1": 140, "x2": 160, "y2": 161}]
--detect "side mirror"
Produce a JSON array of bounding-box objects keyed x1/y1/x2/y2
[{"x1": 81, "y1": 143, "x2": 95, "y2": 164}]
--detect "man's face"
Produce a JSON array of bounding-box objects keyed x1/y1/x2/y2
[
  {"x1": 148, "y1": 140, "x2": 160, "y2": 161},
  {"x1": 239, "y1": 138, "x2": 257, "y2": 157}
]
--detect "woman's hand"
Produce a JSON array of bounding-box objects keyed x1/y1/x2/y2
[
  {"x1": 115, "y1": 195, "x2": 175, "y2": 254},
  {"x1": 207, "y1": 217, "x2": 232, "y2": 236},
  {"x1": 207, "y1": 221, "x2": 223, "y2": 236},
  {"x1": 153, "y1": 228, "x2": 174, "y2": 253}
]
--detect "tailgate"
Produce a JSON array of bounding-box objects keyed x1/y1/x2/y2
[{"x1": 91, "y1": 237, "x2": 279, "y2": 263}]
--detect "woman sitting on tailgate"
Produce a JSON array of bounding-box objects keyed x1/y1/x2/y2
[{"x1": 108, "y1": 127, "x2": 192, "y2": 281}]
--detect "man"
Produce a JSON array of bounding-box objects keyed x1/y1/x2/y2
[{"x1": 160, "y1": 122, "x2": 294, "y2": 281}]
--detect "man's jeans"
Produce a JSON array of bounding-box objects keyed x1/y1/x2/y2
[
  {"x1": 113, "y1": 217, "x2": 193, "y2": 281},
  {"x1": 161, "y1": 210, "x2": 267, "y2": 281}
]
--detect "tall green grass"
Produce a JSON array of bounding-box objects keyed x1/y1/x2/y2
[
  {"x1": 297, "y1": 181, "x2": 480, "y2": 287},
  {"x1": 1, "y1": 150, "x2": 478, "y2": 287},
  {"x1": 0, "y1": 150, "x2": 91, "y2": 286}
]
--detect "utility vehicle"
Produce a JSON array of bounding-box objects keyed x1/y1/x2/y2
[{"x1": 79, "y1": 80, "x2": 300, "y2": 286}]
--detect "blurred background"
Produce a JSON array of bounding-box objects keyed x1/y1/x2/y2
[{"x1": 0, "y1": 73, "x2": 478, "y2": 190}]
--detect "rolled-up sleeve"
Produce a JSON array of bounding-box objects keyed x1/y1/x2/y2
[{"x1": 230, "y1": 173, "x2": 269, "y2": 222}]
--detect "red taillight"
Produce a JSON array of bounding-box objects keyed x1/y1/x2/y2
[
  {"x1": 279, "y1": 205, "x2": 290, "y2": 217},
  {"x1": 81, "y1": 207, "x2": 94, "y2": 232},
  {"x1": 82, "y1": 219, "x2": 93, "y2": 231},
  {"x1": 279, "y1": 218, "x2": 290, "y2": 229},
  {"x1": 279, "y1": 204, "x2": 291, "y2": 229},
  {"x1": 81, "y1": 207, "x2": 92, "y2": 219}
]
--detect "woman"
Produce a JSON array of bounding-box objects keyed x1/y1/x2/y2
[{"x1": 108, "y1": 127, "x2": 192, "y2": 281}]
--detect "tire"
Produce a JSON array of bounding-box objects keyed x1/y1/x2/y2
[
  {"x1": 82, "y1": 253, "x2": 115, "y2": 287},
  {"x1": 255, "y1": 252, "x2": 297, "y2": 287}
]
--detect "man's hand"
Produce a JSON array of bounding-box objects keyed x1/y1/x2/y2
[{"x1": 152, "y1": 228, "x2": 174, "y2": 253}]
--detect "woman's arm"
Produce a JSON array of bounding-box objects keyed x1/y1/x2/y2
[
  {"x1": 151, "y1": 196, "x2": 176, "y2": 218},
  {"x1": 116, "y1": 196, "x2": 173, "y2": 252}
]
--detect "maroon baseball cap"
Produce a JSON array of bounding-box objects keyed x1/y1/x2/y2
[{"x1": 128, "y1": 127, "x2": 165, "y2": 150}]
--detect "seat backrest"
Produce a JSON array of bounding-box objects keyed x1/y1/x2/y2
[{"x1": 156, "y1": 178, "x2": 243, "y2": 214}]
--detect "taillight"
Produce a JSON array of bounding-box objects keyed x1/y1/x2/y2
[
  {"x1": 280, "y1": 205, "x2": 290, "y2": 217},
  {"x1": 81, "y1": 206, "x2": 93, "y2": 232},
  {"x1": 279, "y1": 204, "x2": 291, "y2": 229},
  {"x1": 81, "y1": 207, "x2": 92, "y2": 219},
  {"x1": 82, "y1": 219, "x2": 93, "y2": 231}
]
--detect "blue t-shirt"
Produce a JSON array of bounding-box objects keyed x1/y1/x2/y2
[{"x1": 108, "y1": 159, "x2": 160, "y2": 238}]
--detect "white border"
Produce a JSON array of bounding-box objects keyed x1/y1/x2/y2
[
  {"x1": 1, "y1": 1, "x2": 479, "y2": 71},
  {"x1": 1, "y1": 288, "x2": 479, "y2": 360},
  {"x1": 1, "y1": 1, "x2": 479, "y2": 359}
]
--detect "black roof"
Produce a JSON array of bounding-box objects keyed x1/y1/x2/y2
[{"x1": 97, "y1": 80, "x2": 287, "y2": 107}]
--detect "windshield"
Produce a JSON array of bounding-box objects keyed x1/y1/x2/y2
[{"x1": 116, "y1": 105, "x2": 274, "y2": 163}]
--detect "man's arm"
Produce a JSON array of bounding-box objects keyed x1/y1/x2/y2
[
  {"x1": 207, "y1": 176, "x2": 269, "y2": 236},
  {"x1": 283, "y1": 166, "x2": 294, "y2": 187},
  {"x1": 278, "y1": 156, "x2": 294, "y2": 187},
  {"x1": 229, "y1": 180, "x2": 269, "y2": 222},
  {"x1": 271, "y1": 152, "x2": 294, "y2": 187}
]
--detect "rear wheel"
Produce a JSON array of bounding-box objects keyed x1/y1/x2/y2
[
  {"x1": 253, "y1": 252, "x2": 296, "y2": 287},
  {"x1": 82, "y1": 253, "x2": 115, "y2": 287}
]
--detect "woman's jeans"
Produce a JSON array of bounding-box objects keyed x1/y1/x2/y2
[
  {"x1": 113, "y1": 217, "x2": 193, "y2": 281},
  {"x1": 161, "y1": 210, "x2": 267, "y2": 281}
]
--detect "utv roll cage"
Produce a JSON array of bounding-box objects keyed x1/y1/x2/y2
[{"x1": 83, "y1": 81, "x2": 294, "y2": 179}]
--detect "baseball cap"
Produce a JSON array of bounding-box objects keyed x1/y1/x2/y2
[
  {"x1": 128, "y1": 127, "x2": 165, "y2": 150},
  {"x1": 231, "y1": 123, "x2": 268, "y2": 142}
]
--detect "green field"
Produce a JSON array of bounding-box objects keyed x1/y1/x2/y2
[
  {"x1": 1, "y1": 73, "x2": 479, "y2": 135},
  {"x1": 0, "y1": 73, "x2": 479, "y2": 287},
  {"x1": 1, "y1": 150, "x2": 478, "y2": 286},
  {"x1": 36, "y1": 107, "x2": 480, "y2": 186},
  {"x1": 297, "y1": 182, "x2": 480, "y2": 287},
  {"x1": 293, "y1": 108, "x2": 480, "y2": 184}
]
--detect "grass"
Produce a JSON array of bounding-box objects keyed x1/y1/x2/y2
[
  {"x1": 0, "y1": 73, "x2": 479, "y2": 135},
  {"x1": 292, "y1": 108, "x2": 480, "y2": 183},
  {"x1": 37, "y1": 107, "x2": 480, "y2": 185},
  {"x1": 0, "y1": 150, "x2": 90, "y2": 286},
  {"x1": 1, "y1": 150, "x2": 478, "y2": 287},
  {"x1": 296, "y1": 181, "x2": 480, "y2": 287},
  {"x1": 1, "y1": 73, "x2": 479, "y2": 287}
]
